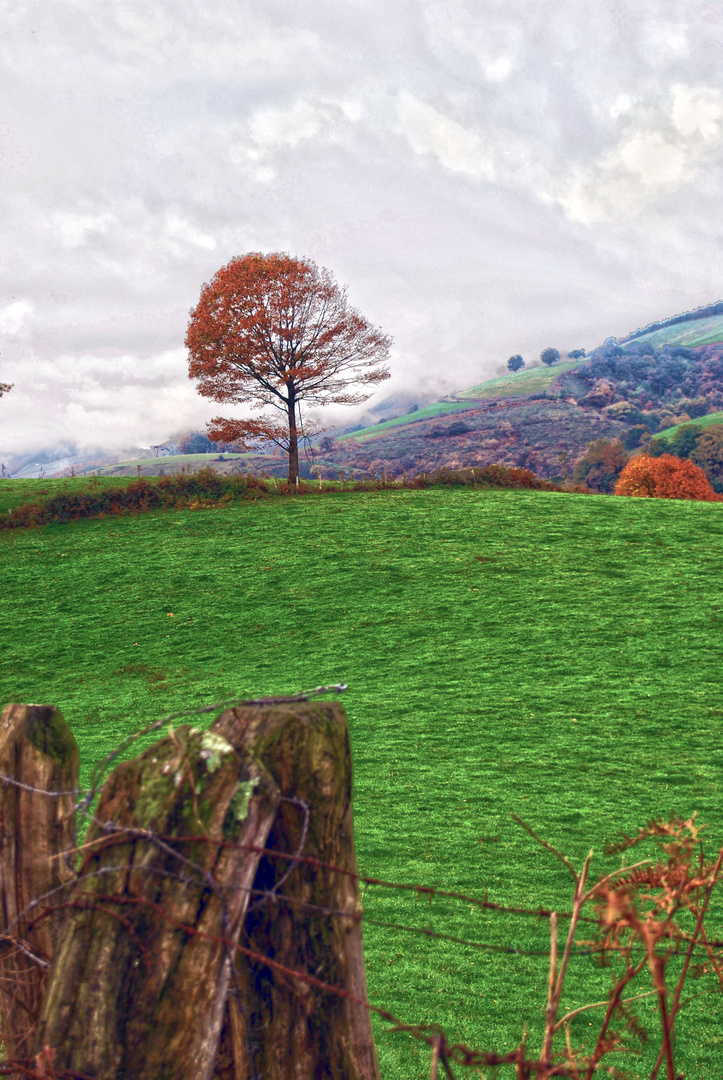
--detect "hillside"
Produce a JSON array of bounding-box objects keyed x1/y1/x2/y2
[
  {"x1": 316, "y1": 308, "x2": 723, "y2": 481},
  {"x1": 448, "y1": 358, "x2": 585, "y2": 401},
  {"x1": 22, "y1": 302, "x2": 723, "y2": 484}
]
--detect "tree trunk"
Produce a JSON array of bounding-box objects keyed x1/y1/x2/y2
[
  {"x1": 210, "y1": 701, "x2": 379, "y2": 1080},
  {"x1": 34, "y1": 725, "x2": 280, "y2": 1080},
  {"x1": 287, "y1": 392, "x2": 299, "y2": 484},
  {"x1": 0, "y1": 704, "x2": 79, "y2": 1068}
]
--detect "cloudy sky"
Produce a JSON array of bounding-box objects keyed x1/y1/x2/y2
[{"x1": 1, "y1": 0, "x2": 723, "y2": 460}]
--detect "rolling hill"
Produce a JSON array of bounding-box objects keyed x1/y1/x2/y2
[
  {"x1": 320, "y1": 303, "x2": 723, "y2": 480},
  {"x1": 28, "y1": 301, "x2": 723, "y2": 483}
]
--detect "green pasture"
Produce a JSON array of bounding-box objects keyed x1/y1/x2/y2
[
  {"x1": 454, "y1": 358, "x2": 583, "y2": 401},
  {"x1": 623, "y1": 313, "x2": 723, "y2": 350},
  {"x1": 338, "y1": 401, "x2": 474, "y2": 441},
  {"x1": 2, "y1": 481, "x2": 723, "y2": 1076},
  {"x1": 652, "y1": 410, "x2": 723, "y2": 441},
  {"x1": 95, "y1": 452, "x2": 251, "y2": 473}
]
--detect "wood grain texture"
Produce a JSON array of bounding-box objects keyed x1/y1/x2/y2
[
  {"x1": 0, "y1": 703, "x2": 79, "y2": 1066},
  {"x1": 34, "y1": 724, "x2": 279, "y2": 1080},
  {"x1": 211, "y1": 701, "x2": 380, "y2": 1080}
]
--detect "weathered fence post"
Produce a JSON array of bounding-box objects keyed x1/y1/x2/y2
[
  {"x1": 33, "y1": 724, "x2": 280, "y2": 1080},
  {"x1": 0, "y1": 704, "x2": 79, "y2": 1065},
  {"x1": 210, "y1": 700, "x2": 380, "y2": 1080}
]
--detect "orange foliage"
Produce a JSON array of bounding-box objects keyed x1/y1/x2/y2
[
  {"x1": 615, "y1": 453, "x2": 720, "y2": 501},
  {"x1": 185, "y1": 252, "x2": 391, "y2": 482}
]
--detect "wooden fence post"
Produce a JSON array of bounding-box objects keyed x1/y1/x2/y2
[
  {"x1": 33, "y1": 724, "x2": 280, "y2": 1080},
  {"x1": 0, "y1": 704, "x2": 79, "y2": 1066},
  {"x1": 210, "y1": 700, "x2": 380, "y2": 1080}
]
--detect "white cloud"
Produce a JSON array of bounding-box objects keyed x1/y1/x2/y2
[
  {"x1": 557, "y1": 83, "x2": 723, "y2": 223},
  {"x1": 609, "y1": 94, "x2": 634, "y2": 120},
  {"x1": 671, "y1": 85, "x2": 723, "y2": 142},
  {"x1": 165, "y1": 213, "x2": 216, "y2": 250},
  {"x1": 50, "y1": 211, "x2": 116, "y2": 248},
  {"x1": 0, "y1": 300, "x2": 33, "y2": 335},
  {"x1": 617, "y1": 131, "x2": 689, "y2": 187},
  {"x1": 397, "y1": 92, "x2": 493, "y2": 179},
  {"x1": 2, "y1": 0, "x2": 723, "y2": 457},
  {"x1": 249, "y1": 100, "x2": 329, "y2": 150}
]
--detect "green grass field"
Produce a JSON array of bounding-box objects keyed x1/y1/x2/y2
[
  {"x1": 652, "y1": 410, "x2": 723, "y2": 441},
  {"x1": 623, "y1": 313, "x2": 723, "y2": 350},
  {"x1": 454, "y1": 359, "x2": 584, "y2": 401},
  {"x1": 2, "y1": 481, "x2": 723, "y2": 1076},
  {"x1": 338, "y1": 401, "x2": 475, "y2": 442}
]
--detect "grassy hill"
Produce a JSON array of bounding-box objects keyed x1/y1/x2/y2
[
  {"x1": 621, "y1": 312, "x2": 723, "y2": 350},
  {"x1": 2, "y1": 480, "x2": 723, "y2": 1076},
  {"x1": 450, "y1": 358, "x2": 584, "y2": 401},
  {"x1": 21, "y1": 304, "x2": 723, "y2": 485},
  {"x1": 651, "y1": 409, "x2": 723, "y2": 440},
  {"x1": 337, "y1": 401, "x2": 474, "y2": 442}
]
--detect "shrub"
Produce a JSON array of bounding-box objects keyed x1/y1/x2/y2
[
  {"x1": 572, "y1": 439, "x2": 629, "y2": 493},
  {"x1": 428, "y1": 465, "x2": 559, "y2": 491},
  {"x1": 690, "y1": 424, "x2": 723, "y2": 483},
  {"x1": 615, "y1": 454, "x2": 720, "y2": 501},
  {"x1": 620, "y1": 424, "x2": 648, "y2": 450}
]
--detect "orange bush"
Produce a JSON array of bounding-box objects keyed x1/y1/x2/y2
[{"x1": 615, "y1": 453, "x2": 720, "y2": 501}]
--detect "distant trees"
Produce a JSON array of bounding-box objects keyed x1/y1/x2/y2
[
  {"x1": 645, "y1": 422, "x2": 723, "y2": 489},
  {"x1": 507, "y1": 354, "x2": 525, "y2": 373},
  {"x1": 568, "y1": 349, "x2": 586, "y2": 359},
  {"x1": 620, "y1": 424, "x2": 649, "y2": 450},
  {"x1": 572, "y1": 439, "x2": 629, "y2": 493},
  {"x1": 186, "y1": 252, "x2": 392, "y2": 483},
  {"x1": 540, "y1": 348, "x2": 561, "y2": 366},
  {"x1": 177, "y1": 431, "x2": 217, "y2": 454},
  {"x1": 615, "y1": 454, "x2": 718, "y2": 501},
  {"x1": 691, "y1": 426, "x2": 723, "y2": 486}
]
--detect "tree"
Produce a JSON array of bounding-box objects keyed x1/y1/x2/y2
[
  {"x1": 691, "y1": 424, "x2": 723, "y2": 484},
  {"x1": 186, "y1": 253, "x2": 392, "y2": 483},
  {"x1": 615, "y1": 454, "x2": 719, "y2": 501},
  {"x1": 572, "y1": 439, "x2": 629, "y2": 493},
  {"x1": 568, "y1": 349, "x2": 586, "y2": 359},
  {"x1": 0, "y1": 381, "x2": 11, "y2": 398},
  {"x1": 507, "y1": 354, "x2": 524, "y2": 372},
  {"x1": 540, "y1": 347, "x2": 561, "y2": 366},
  {"x1": 177, "y1": 431, "x2": 216, "y2": 454}
]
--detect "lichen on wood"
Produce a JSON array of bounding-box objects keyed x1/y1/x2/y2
[
  {"x1": 211, "y1": 701, "x2": 379, "y2": 1080},
  {"x1": 33, "y1": 724, "x2": 280, "y2": 1080}
]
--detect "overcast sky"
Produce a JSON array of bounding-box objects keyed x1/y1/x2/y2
[{"x1": 1, "y1": 0, "x2": 723, "y2": 459}]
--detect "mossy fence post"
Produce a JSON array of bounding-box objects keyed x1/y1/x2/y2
[
  {"x1": 210, "y1": 700, "x2": 379, "y2": 1080},
  {"x1": 0, "y1": 699, "x2": 379, "y2": 1080},
  {"x1": 0, "y1": 704, "x2": 79, "y2": 1069}
]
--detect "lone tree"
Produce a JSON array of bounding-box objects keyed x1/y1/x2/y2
[
  {"x1": 540, "y1": 347, "x2": 561, "y2": 366},
  {"x1": 507, "y1": 354, "x2": 525, "y2": 372},
  {"x1": 186, "y1": 252, "x2": 392, "y2": 483}
]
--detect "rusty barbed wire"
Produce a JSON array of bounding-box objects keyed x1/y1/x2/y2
[{"x1": 2, "y1": 690, "x2": 723, "y2": 1079}]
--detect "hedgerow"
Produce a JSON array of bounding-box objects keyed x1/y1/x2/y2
[{"x1": 0, "y1": 465, "x2": 567, "y2": 532}]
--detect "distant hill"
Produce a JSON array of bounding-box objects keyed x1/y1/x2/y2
[
  {"x1": 651, "y1": 409, "x2": 723, "y2": 441},
  {"x1": 618, "y1": 302, "x2": 723, "y2": 347},
  {"x1": 12, "y1": 304, "x2": 723, "y2": 484},
  {"x1": 320, "y1": 308, "x2": 723, "y2": 481}
]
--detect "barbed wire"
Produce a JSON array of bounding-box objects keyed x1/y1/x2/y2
[
  {"x1": 2, "y1": 687, "x2": 723, "y2": 1079},
  {"x1": 77, "y1": 682, "x2": 347, "y2": 813}
]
